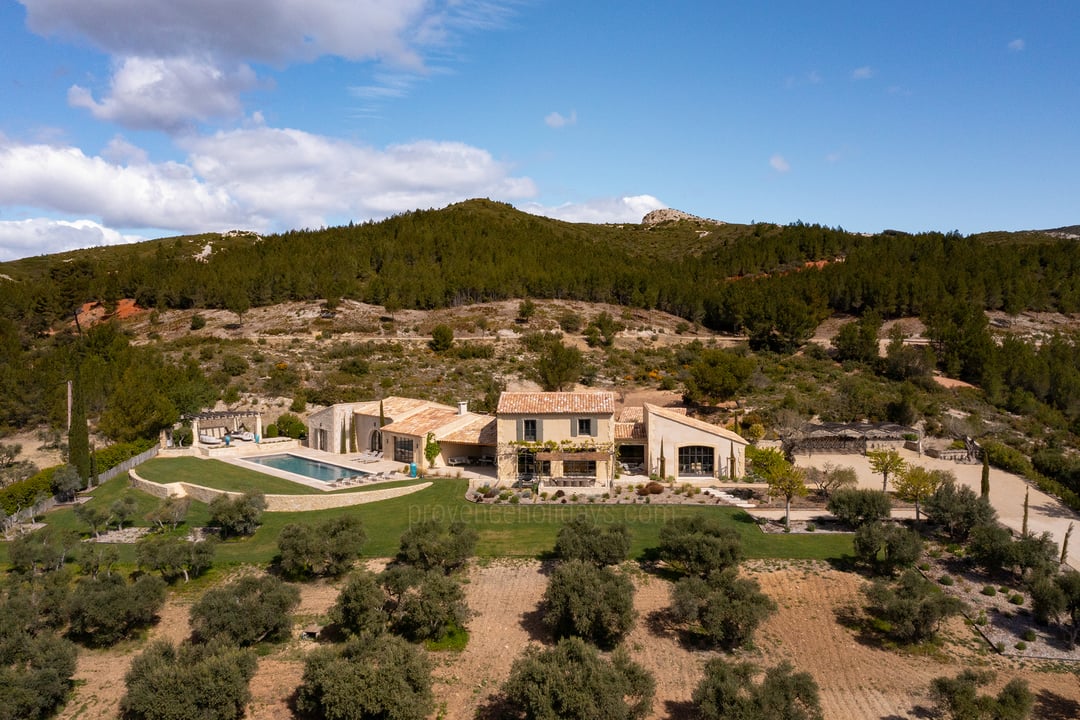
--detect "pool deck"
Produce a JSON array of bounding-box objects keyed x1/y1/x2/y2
[{"x1": 224, "y1": 447, "x2": 408, "y2": 492}]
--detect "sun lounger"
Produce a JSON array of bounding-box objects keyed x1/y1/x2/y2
[
  {"x1": 199, "y1": 434, "x2": 222, "y2": 445},
  {"x1": 447, "y1": 456, "x2": 469, "y2": 466}
]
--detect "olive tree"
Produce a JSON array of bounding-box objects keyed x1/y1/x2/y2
[
  {"x1": 853, "y1": 522, "x2": 923, "y2": 575},
  {"x1": 554, "y1": 515, "x2": 631, "y2": 566},
  {"x1": 49, "y1": 464, "x2": 82, "y2": 502},
  {"x1": 208, "y1": 491, "x2": 265, "y2": 539},
  {"x1": 331, "y1": 569, "x2": 388, "y2": 640},
  {"x1": 189, "y1": 575, "x2": 300, "y2": 646},
  {"x1": 500, "y1": 637, "x2": 654, "y2": 720},
  {"x1": 67, "y1": 574, "x2": 167, "y2": 647},
  {"x1": 0, "y1": 631, "x2": 78, "y2": 720},
  {"x1": 929, "y1": 670, "x2": 1033, "y2": 720},
  {"x1": 863, "y1": 569, "x2": 964, "y2": 643},
  {"x1": 657, "y1": 516, "x2": 743, "y2": 578},
  {"x1": 385, "y1": 569, "x2": 469, "y2": 642},
  {"x1": 120, "y1": 639, "x2": 257, "y2": 720},
  {"x1": 396, "y1": 518, "x2": 477, "y2": 573},
  {"x1": 693, "y1": 658, "x2": 823, "y2": 720},
  {"x1": 543, "y1": 560, "x2": 636, "y2": 648},
  {"x1": 805, "y1": 462, "x2": 857, "y2": 499},
  {"x1": 136, "y1": 534, "x2": 217, "y2": 583},
  {"x1": 296, "y1": 634, "x2": 434, "y2": 720},
  {"x1": 827, "y1": 488, "x2": 892, "y2": 528},
  {"x1": 277, "y1": 515, "x2": 366, "y2": 578},
  {"x1": 670, "y1": 569, "x2": 776, "y2": 649},
  {"x1": 147, "y1": 496, "x2": 191, "y2": 531},
  {"x1": 924, "y1": 480, "x2": 996, "y2": 541}
]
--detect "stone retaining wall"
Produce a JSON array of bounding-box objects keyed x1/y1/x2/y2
[{"x1": 128, "y1": 470, "x2": 430, "y2": 511}]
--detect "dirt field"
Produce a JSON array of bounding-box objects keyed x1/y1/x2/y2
[{"x1": 55, "y1": 560, "x2": 1080, "y2": 720}]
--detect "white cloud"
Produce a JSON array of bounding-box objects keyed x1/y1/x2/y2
[
  {"x1": 101, "y1": 136, "x2": 148, "y2": 165},
  {"x1": 68, "y1": 56, "x2": 257, "y2": 131},
  {"x1": 0, "y1": 218, "x2": 146, "y2": 262},
  {"x1": 544, "y1": 110, "x2": 577, "y2": 129},
  {"x1": 1008, "y1": 38, "x2": 1025, "y2": 51},
  {"x1": 0, "y1": 129, "x2": 537, "y2": 246},
  {"x1": 0, "y1": 140, "x2": 241, "y2": 230},
  {"x1": 25, "y1": 0, "x2": 514, "y2": 130},
  {"x1": 520, "y1": 195, "x2": 666, "y2": 224},
  {"x1": 183, "y1": 127, "x2": 536, "y2": 227},
  {"x1": 24, "y1": 0, "x2": 424, "y2": 65},
  {"x1": 851, "y1": 66, "x2": 874, "y2": 80},
  {"x1": 769, "y1": 154, "x2": 791, "y2": 173}
]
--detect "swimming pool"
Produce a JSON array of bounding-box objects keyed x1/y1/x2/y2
[{"x1": 246, "y1": 454, "x2": 367, "y2": 483}]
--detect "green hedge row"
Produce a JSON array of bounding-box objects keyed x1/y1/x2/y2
[
  {"x1": 0, "y1": 438, "x2": 156, "y2": 517},
  {"x1": 0, "y1": 466, "x2": 58, "y2": 515},
  {"x1": 92, "y1": 437, "x2": 157, "y2": 474}
]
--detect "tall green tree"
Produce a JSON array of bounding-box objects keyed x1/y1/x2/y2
[
  {"x1": 536, "y1": 339, "x2": 582, "y2": 391},
  {"x1": 833, "y1": 311, "x2": 882, "y2": 364},
  {"x1": 68, "y1": 380, "x2": 90, "y2": 485},
  {"x1": 683, "y1": 349, "x2": 754, "y2": 405},
  {"x1": 867, "y1": 448, "x2": 906, "y2": 492},
  {"x1": 893, "y1": 466, "x2": 947, "y2": 521}
]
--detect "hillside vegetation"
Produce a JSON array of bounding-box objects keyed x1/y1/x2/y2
[{"x1": 1, "y1": 200, "x2": 1080, "y2": 507}]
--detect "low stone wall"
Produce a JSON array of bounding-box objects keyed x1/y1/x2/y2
[
  {"x1": 262, "y1": 484, "x2": 432, "y2": 511},
  {"x1": 128, "y1": 469, "x2": 430, "y2": 511},
  {"x1": 128, "y1": 472, "x2": 179, "y2": 499}
]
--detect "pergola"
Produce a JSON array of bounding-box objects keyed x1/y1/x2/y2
[{"x1": 185, "y1": 410, "x2": 264, "y2": 446}]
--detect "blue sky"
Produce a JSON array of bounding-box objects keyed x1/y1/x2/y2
[{"x1": 0, "y1": 1, "x2": 1077, "y2": 260}]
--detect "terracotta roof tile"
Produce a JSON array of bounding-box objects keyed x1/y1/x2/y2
[
  {"x1": 497, "y1": 392, "x2": 615, "y2": 415},
  {"x1": 381, "y1": 408, "x2": 459, "y2": 437},
  {"x1": 440, "y1": 416, "x2": 497, "y2": 445},
  {"x1": 645, "y1": 404, "x2": 748, "y2": 445},
  {"x1": 615, "y1": 421, "x2": 646, "y2": 440}
]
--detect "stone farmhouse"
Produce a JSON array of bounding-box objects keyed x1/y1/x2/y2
[{"x1": 306, "y1": 392, "x2": 747, "y2": 489}]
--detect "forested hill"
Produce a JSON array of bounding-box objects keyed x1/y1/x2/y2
[{"x1": 1, "y1": 199, "x2": 1078, "y2": 350}]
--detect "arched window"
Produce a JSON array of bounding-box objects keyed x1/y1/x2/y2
[
  {"x1": 369, "y1": 429, "x2": 382, "y2": 452},
  {"x1": 678, "y1": 446, "x2": 714, "y2": 475}
]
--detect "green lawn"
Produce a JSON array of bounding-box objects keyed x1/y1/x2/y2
[
  {"x1": 136, "y1": 457, "x2": 325, "y2": 495},
  {"x1": 4, "y1": 469, "x2": 852, "y2": 567},
  {"x1": 135, "y1": 457, "x2": 424, "y2": 496}
]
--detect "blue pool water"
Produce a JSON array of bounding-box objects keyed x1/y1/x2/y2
[{"x1": 247, "y1": 454, "x2": 366, "y2": 483}]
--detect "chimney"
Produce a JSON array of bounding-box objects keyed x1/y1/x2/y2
[{"x1": 457, "y1": 401, "x2": 468, "y2": 416}]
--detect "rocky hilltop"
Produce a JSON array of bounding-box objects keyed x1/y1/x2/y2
[{"x1": 641, "y1": 208, "x2": 725, "y2": 226}]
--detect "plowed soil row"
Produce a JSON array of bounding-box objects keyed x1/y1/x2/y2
[{"x1": 58, "y1": 561, "x2": 1080, "y2": 720}]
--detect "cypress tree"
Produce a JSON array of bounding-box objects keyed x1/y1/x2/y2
[
  {"x1": 1062, "y1": 523, "x2": 1074, "y2": 565},
  {"x1": 1022, "y1": 488, "x2": 1030, "y2": 537},
  {"x1": 69, "y1": 377, "x2": 91, "y2": 486},
  {"x1": 980, "y1": 453, "x2": 990, "y2": 499}
]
